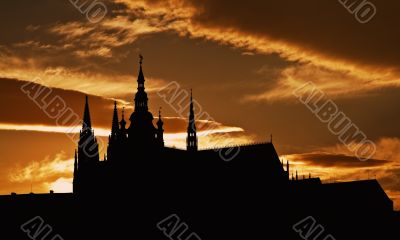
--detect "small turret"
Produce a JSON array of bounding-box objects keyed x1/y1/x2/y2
[{"x1": 157, "y1": 108, "x2": 164, "y2": 147}]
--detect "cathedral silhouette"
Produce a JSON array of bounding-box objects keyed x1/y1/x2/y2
[
  {"x1": 73, "y1": 56, "x2": 289, "y2": 196},
  {"x1": 0, "y1": 57, "x2": 399, "y2": 239}
]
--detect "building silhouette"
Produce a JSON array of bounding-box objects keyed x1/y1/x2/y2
[
  {"x1": 0, "y1": 56, "x2": 399, "y2": 239},
  {"x1": 73, "y1": 57, "x2": 289, "y2": 196}
]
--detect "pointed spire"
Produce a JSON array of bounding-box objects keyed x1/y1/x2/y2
[
  {"x1": 83, "y1": 95, "x2": 92, "y2": 130},
  {"x1": 157, "y1": 107, "x2": 164, "y2": 147},
  {"x1": 120, "y1": 107, "x2": 126, "y2": 126},
  {"x1": 111, "y1": 101, "x2": 119, "y2": 138},
  {"x1": 187, "y1": 89, "x2": 198, "y2": 151},
  {"x1": 188, "y1": 89, "x2": 195, "y2": 129},
  {"x1": 134, "y1": 54, "x2": 149, "y2": 111},
  {"x1": 138, "y1": 54, "x2": 145, "y2": 85},
  {"x1": 157, "y1": 107, "x2": 164, "y2": 127}
]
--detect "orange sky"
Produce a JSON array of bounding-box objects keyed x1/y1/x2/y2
[{"x1": 0, "y1": 0, "x2": 399, "y2": 209}]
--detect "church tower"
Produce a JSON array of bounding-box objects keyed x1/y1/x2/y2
[
  {"x1": 111, "y1": 101, "x2": 120, "y2": 140},
  {"x1": 157, "y1": 108, "x2": 164, "y2": 147},
  {"x1": 107, "y1": 101, "x2": 121, "y2": 162},
  {"x1": 78, "y1": 96, "x2": 100, "y2": 167},
  {"x1": 128, "y1": 55, "x2": 157, "y2": 149},
  {"x1": 187, "y1": 90, "x2": 198, "y2": 151},
  {"x1": 134, "y1": 55, "x2": 148, "y2": 111},
  {"x1": 120, "y1": 107, "x2": 127, "y2": 140},
  {"x1": 74, "y1": 96, "x2": 100, "y2": 194}
]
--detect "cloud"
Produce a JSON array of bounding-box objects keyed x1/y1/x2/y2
[
  {"x1": 2, "y1": 0, "x2": 399, "y2": 102},
  {"x1": 0, "y1": 0, "x2": 399, "y2": 207},
  {"x1": 47, "y1": 177, "x2": 73, "y2": 193},
  {"x1": 1, "y1": 0, "x2": 399, "y2": 102},
  {"x1": 110, "y1": 0, "x2": 400, "y2": 99},
  {"x1": 9, "y1": 152, "x2": 73, "y2": 183},
  {"x1": 8, "y1": 152, "x2": 73, "y2": 193},
  {"x1": 288, "y1": 152, "x2": 390, "y2": 169},
  {"x1": 0, "y1": 123, "x2": 110, "y2": 137},
  {"x1": 0, "y1": 120, "x2": 252, "y2": 150},
  {"x1": 244, "y1": 62, "x2": 398, "y2": 102},
  {"x1": 0, "y1": 78, "x2": 119, "y2": 128},
  {"x1": 0, "y1": 53, "x2": 166, "y2": 98},
  {"x1": 0, "y1": 78, "x2": 255, "y2": 151},
  {"x1": 162, "y1": 119, "x2": 255, "y2": 149}
]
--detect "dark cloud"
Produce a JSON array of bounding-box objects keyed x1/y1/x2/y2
[
  {"x1": 292, "y1": 152, "x2": 391, "y2": 168},
  {"x1": 0, "y1": 78, "x2": 239, "y2": 135},
  {"x1": 183, "y1": 0, "x2": 400, "y2": 68},
  {"x1": 0, "y1": 78, "x2": 114, "y2": 128}
]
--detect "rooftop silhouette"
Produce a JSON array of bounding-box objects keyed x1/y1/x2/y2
[{"x1": 0, "y1": 56, "x2": 398, "y2": 239}]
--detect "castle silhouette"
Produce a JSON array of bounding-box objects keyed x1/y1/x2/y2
[
  {"x1": 0, "y1": 57, "x2": 399, "y2": 239},
  {"x1": 73, "y1": 56, "x2": 289, "y2": 196}
]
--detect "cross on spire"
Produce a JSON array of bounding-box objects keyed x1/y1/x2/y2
[{"x1": 139, "y1": 54, "x2": 143, "y2": 65}]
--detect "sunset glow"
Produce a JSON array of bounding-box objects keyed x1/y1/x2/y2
[{"x1": 0, "y1": 0, "x2": 399, "y2": 210}]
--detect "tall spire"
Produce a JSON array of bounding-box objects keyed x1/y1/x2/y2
[
  {"x1": 83, "y1": 95, "x2": 92, "y2": 130},
  {"x1": 187, "y1": 89, "x2": 198, "y2": 151},
  {"x1": 111, "y1": 101, "x2": 119, "y2": 138},
  {"x1": 134, "y1": 54, "x2": 149, "y2": 111},
  {"x1": 138, "y1": 54, "x2": 145, "y2": 86},
  {"x1": 189, "y1": 89, "x2": 195, "y2": 126},
  {"x1": 78, "y1": 95, "x2": 99, "y2": 165}
]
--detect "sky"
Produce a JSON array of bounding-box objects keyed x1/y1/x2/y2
[{"x1": 0, "y1": 0, "x2": 399, "y2": 209}]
